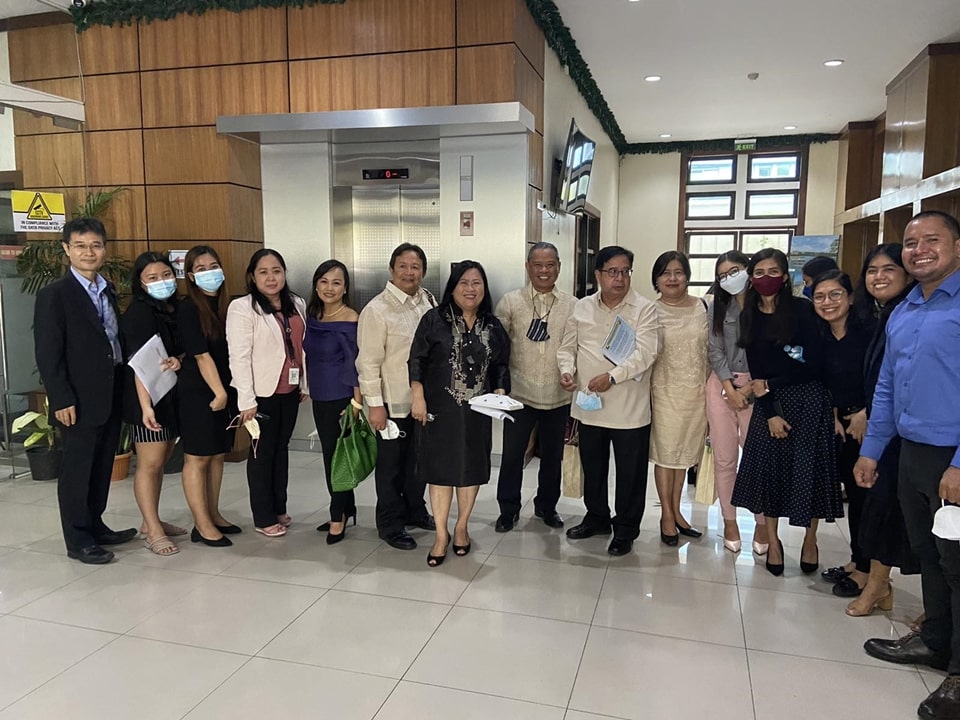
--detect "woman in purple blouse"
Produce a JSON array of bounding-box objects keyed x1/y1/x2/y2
[{"x1": 303, "y1": 260, "x2": 363, "y2": 544}]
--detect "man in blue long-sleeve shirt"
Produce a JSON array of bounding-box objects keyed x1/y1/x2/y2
[{"x1": 854, "y1": 211, "x2": 960, "y2": 720}]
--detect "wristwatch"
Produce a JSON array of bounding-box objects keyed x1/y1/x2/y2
[{"x1": 609, "y1": 374, "x2": 616, "y2": 385}]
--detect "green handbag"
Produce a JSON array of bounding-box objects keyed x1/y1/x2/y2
[{"x1": 330, "y1": 409, "x2": 377, "y2": 492}]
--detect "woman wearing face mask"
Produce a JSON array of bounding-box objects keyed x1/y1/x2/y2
[
  {"x1": 226, "y1": 249, "x2": 307, "y2": 538},
  {"x1": 649, "y1": 251, "x2": 708, "y2": 545},
  {"x1": 811, "y1": 270, "x2": 876, "y2": 598},
  {"x1": 176, "y1": 246, "x2": 238, "y2": 547},
  {"x1": 705, "y1": 251, "x2": 768, "y2": 554},
  {"x1": 303, "y1": 260, "x2": 361, "y2": 544},
  {"x1": 120, "y1": 252, "x2": 184, "y2": 556},
  {"x1": 731, "y1": 248, "x2": 842, "y2": 576}
]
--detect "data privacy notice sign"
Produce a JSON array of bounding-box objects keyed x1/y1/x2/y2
[{"x1": 11, "y1": 190, "x2": 66, "y2": 233}]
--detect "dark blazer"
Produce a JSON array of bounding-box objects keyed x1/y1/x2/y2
[
  {"x1": 34, "y1": 272, "x2": 123, "y2": 427},
  {"x1": 119, "y1": 295, "x2": 181, "y2": 429}
]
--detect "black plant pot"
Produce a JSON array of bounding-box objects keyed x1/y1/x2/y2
[{"x1": 26, "y1": 446, "x2": 62, "y2": 481}]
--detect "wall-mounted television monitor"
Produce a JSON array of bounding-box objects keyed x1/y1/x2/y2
[{"x1": 553, "y1": 118, "x2": 596, "y2": 214}]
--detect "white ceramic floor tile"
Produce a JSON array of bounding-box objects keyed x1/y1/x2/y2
[
  {"x1": 493, "y1": 528, "x2": 612, "y2": 568},
  {"x1": 0, "y1": 550, "x2": 101, "y2": 613},
  {"x1": 570, "y1": 626, "x2": 753, "y2": 720},
  {"x1": 734, "y1": 545, "x2": 853, "y2": 597},
  {"x1": 457, "y1": 554, "x2": 605, "y2": 623},
  {"x1": 0, "y1": 478, "x2": 58, "y2": 505},
  {"x1": 260, "y1": 589, "x2": 449, "y2": 678},
  {"x1": 921, "y1": 669, "x2": 948, "y2": 693},
  {"x1": 740, "y1": 586, "x2": 902, "y2": 668},
  {"x1": 128, "y1": 575, "x2": 323, "y2": 654},
  {"x1": 749, "y1": 649, "x2": 929, "y2": 720},
  {"x1": 185, "y1": 657, "x2": 397, "y2": 719},
  {"x1": 13, "y1": 563, "x2": 213, "y2": 633},
  {"x1": 375, "y1": 682, "x2": 565, "y2": 720},
  {"x1": 0, "y1": 615, "x2": 116, "y2": 710},
  {"x1": 594, "y1": 569, "x2": 745, "y2": 647},
  {"x1": 0, "y1": 635, "x2": 245, "y2": 720},
  {"x1": 564, "y1": 712, "x2": 629, "y2": 720},
  {"x1": 406, "y1": 606, "x2": 589, "y2": 707},
  {"x1": 0, "y1": 501, "x2": 65, "y2": 548},
  {"x1": 613, "y1": 530, "x2": 738, "y2": 584}
]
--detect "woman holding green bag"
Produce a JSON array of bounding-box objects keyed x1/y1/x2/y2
[{"x1": 304, "y1": 260, "x2": 363, "y2": 545}]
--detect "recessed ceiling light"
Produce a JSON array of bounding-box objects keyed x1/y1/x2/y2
[
  {"x1": 659, "y1": 133, "x2": 672, "y2": 138},
  {"x1": 783, "y1": 125, "x2": 798, "y2": 131},
  {"x1": 824, "y1": 59, "x2": 844, "y2": 67},
  {"x1": 644, "y1": 75, "x2": 662, "y2": 82}
]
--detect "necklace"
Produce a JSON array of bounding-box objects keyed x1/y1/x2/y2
[
  {"x1": 324, "y1": 303, "x2": 347, "y2": 318},
  {"x1": 659, "y1": 295, "x2": 688, "y2": 306}
]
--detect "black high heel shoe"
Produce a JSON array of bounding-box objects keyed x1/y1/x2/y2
[
  {"x1": 326, "y1": 514, "x2": 352, "y2": 545},
  {"x1": 660, "y1": 532, "x2": 679, "y2": 546},
  {"x1": 765, "y1": 540, "x2": 784, "y2": 576},
  {"x1": 215, "y1": 523, "x2": 242, "y2": 535},
  {"x1": 317, "y1": 509, "x2": 357, "y2": 533},
  {"x1": 800, "y1": 545, "x2": 819, "y2": 574},
  {"x1": 191, "y1": 527, "x2": 232, "y2": 547},
  {"x1": 675, "y1": 523, "x2": 703, "y2": 538},
  {"x1": 427, "y1": 540, "x2": 449, "y2": 567},
  {"x1": 453, "y1": 533, "x2": 472, "y2": 556}
]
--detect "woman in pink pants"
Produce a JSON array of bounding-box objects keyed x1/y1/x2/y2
[{"x1": 705, "y1": 251, "x2": 769, "y2": 554}]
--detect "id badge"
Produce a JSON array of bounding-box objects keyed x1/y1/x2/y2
[{"x1": 288, "y1": 367, "x2": 300, "y2": 385}]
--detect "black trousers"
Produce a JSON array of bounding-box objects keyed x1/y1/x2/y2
[
  {"x1": 578, "y1": 423, "x2": 651, "y2": 541},
  {"x1": 312, "y1": 398, "x2": 357, "y2": 522},
  {"x1": 58, "y1": 401, "x2": 123, "y2": 551},
  {"x1": 497, "y1": 404, "x2": 569, "y2": 517},
  {"x1": 247, "y1": 390, "x2": 300, "y2": 528},
  {"x1": 898, "y1": 440, "x2": 960, "y2": 672},
  {"x1": 374, "y1": 413, "x2": 428, "y2": 536},
  {"x1": 838, "y1": 420, "x2": 869, "y2": 572}
]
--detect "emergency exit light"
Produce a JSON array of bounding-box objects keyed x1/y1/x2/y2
[{"x1": 362, "y1": 168, "x2": 410, "y2": 180}]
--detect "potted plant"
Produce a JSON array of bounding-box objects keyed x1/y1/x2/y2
[
  {"x1": 111, "y1": 422, "x2": 133, "y2": 482},
  {"x1": 11, "y1": 400, "x2": 61, "y2": 481}
]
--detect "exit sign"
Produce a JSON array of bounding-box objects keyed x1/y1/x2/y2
[{"x1": 734, "y1": 138, "x2": 757, "y2": 151}]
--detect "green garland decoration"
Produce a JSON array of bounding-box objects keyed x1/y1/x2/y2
[
  {"x1": 71, "y1": 0, "x2": 345, "y2": 31},
  {"x1": 621, "y1": 132, "x2": 839, "y2": 156}
]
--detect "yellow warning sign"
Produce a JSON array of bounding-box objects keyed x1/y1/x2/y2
[{"x1": 11, "y1": 190, "x2": 66, "y2": 233}]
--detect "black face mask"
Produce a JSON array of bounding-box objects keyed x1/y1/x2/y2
[{"x1": 526, "y1": 317, "x2": 549, "y2": 342}]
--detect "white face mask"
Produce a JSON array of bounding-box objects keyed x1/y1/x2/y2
[
  {"x1": 379, "y1": 420, "x2": 406, "y2": 440},
  {"x1": 933, "y1": 502, "x2": 960, "y2": 541},
  {"x1": 719, "y1": 271, "x2": 749, "y2": 296},
  {"x1": 575, "y1": 390, "x2": 603, "y2": 411}
]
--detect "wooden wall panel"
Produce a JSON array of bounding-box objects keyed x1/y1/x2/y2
[
  {"x1": 457, "y1": 44, "x2": 516, "y2": 105},
  {"x1": 109, "y1": 240, "x2": 151, "y2": 266},
  {"x1": 15, "y1": 133, "x2": 84, "y2": 187},
  {"x1": 923, "y1": 53, "x2": 960, "y2": 178},
  {"x1": 143, "y1": 127, "x2": 261, "y2": 187},
  {"x1": 83, "y1": 74, "x2": 143, "y2": 131},
  {"x1": 289, "y1": 50, "x2": 455, "y2": 112},
  {"x1": 288, "y1": 0, "x2": 455, "y2": 59},
  {"x1": 85, "y1": 130, "x2": 145, "y2": 186},
  {"x1": 147, "y1": 184, "x2": 263, "y2": 242},
  {"x1": 456, "y1": 0, "x2": 513, "y2": 45},
  {"x1": 141, "y1": 63, "x2": 289, "y2": 127},
  {"x1": 138, "y1": 7, "x2": 286, "y2": 70},
  {"x1": 227, "y1": 137, "x2": 263, "y2": 189},
  {"x1": 22, "y1": 186, "x2": 147, "y2": 243},
  {"x1": 837, "y1": 124, "x2": 876, "y2": 210},
  {"x1": 882, "y1": 80, "x2": 907, "y2": 195},
  {"x1": 12, "y1": 78, "x2": 81, "y2": 136},
  {"x1": 526, "y1": 186, "x2": 542, "y2": 246},
  {"x1": 512, "y1": 0, "x2": 544, "y2": 77},
  {"x1": 515, "y1": 47, "x2": 544, "y2": 133},
  {"x1": 900, "y1": 63, "x2": 928, "y2": 189},
  {"x1": 78, "y1": 23, "x2": 140, "y2": 75},
  {"x1": 147, "y1": 239, "x2": 256, "y2": 297},
  {"x1": 8, "y1": 23, "x2": 79, "y2": 82},
  {"x1": 528, "y1": 131, "x2": 543, "y2": 190}
]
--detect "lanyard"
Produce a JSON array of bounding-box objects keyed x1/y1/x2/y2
[{"x1": 275, "y1": 312, "x2": 298, "y2": 365}]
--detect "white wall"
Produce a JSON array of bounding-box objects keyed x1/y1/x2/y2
[
  {"x1": 0, "y1": 32, "x2": 15, "y2": 171},
  {"x1": 804, "y1": 140, "x2": 840, "y2": 234}
]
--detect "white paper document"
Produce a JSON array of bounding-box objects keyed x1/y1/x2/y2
[
  {"x1": 470, "y1": 406, "x2": 516, "y2": 422},
  {"x1": 468, "y1": 393, "x2": 524, "y2": 412},
  {"x1": 602, "y1": 315, "x2": 636, "y2": 366},
  {"x1": 127, "y1": 334, "x2": 177, "y2": 405}
]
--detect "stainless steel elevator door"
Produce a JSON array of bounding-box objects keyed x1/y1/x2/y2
[{"x1": 341, "y1": 185, "x2": 441, "y2": 309}]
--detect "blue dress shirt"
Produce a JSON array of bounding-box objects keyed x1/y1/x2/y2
[
  {"x1": 861, "y1": 267, "x2": 960, "y2": 467},
  {"x1": 69, "y1": 266, "x2": 122, "y2": 365}
]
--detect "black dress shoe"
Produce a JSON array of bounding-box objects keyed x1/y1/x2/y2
[
  {"x1": 766, "y1": 540, "x2": 785, "y2": 577},
  {"x1": 919, "y1": 676, "x2": 960, "y2": 720},
  {"x1": 864, "y1": 631, "x2": 951, "y2": 671},
  {"x1": 660, "y1": 532, "x2": 679, "y2": 546},
  {"x1": 406, "y1": 516, "x2": 437, "y2": 531},
  {"x1": 821, "y1": 565, "x2": 851, "y2": 583},
  {"x1": 832, "y1": 576, "x2": 863, "y2": 598},
  {"x1": 382, "y1": 531, "x2": 417, "y2": 550},
  {"x1": 215, "y1": 523, "x2": 242, "y2": 535},
  {"x1": 495, "y1": 513, "x2": 519, "y2": 533},
  {"x1": 95, "y1": 528, "x2": 137, "y2": 546},
  {"x1": 535, "y1": 508, "x2": 564, "y2": 528},
  {"x1": 566, "y1": 522, "x2": 611, "y2": 540},
  {"x1": 190, "y1": 527, "x2": 232, "y2": 547},
  {"x1": 67, "y1": 545, "x2": 115, "y2": 564},
  {"x1": 608, "y1": 537, "x2": 633, "y2": 556},
  {"x1": 675, "y1": 524, "x2": 702, "y2": 538},
  {"x1": 800, "y1": 545, "x2": 819, "y2": 575}
]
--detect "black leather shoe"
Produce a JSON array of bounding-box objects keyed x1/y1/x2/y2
[
  {"x1": 919, "y1": 676, "x2": 960, "y2": 720},
  {"x1": 215, "y1": 523, "x2": 242, "y2": 535},
  {"x1": 190, "y1": 527, "x2": 232, "y2": 547},
  {"x1": 821, "y1": 565, "x2": 851, "y2": 583},
  {"x1": 382, "y1": 531, "x2": 417, "y2": 550},
  {"x1": 832, "y1": 576, "x2": 863, "y2": 598},
  {"x1": 67, "y1": 545, "x2": 115, "y2": 564},
  {"x1": 660, "y1": 532, "x2": 679, "y2": 546},
  {"x1": 766, "y1": 540, "x2": 785, "y2": 577},
  {"x1": 95, "y1": 528, "x2": 137, "y2": 546},
  {"x1": 566, "y1": 522, "x2": 611, "y2": 540},
  {"x1": 676, "y1": 524, "x2": 702, "y2": 538},
  {"x1": 495, "y1": 513, "x2": 519, "y2": 533},
  {"x1": 800, "y1": 545, "x2": 819, "y2": 575},
  {"x1": 608, "y1": 537, "x2": 633, "y2": 556},
  {"x1": 406, "y1": 516, "x2": 437, "y2": 531},
  {"x1": 863, "y1": 632, "x2": 951, "y2": 671},
  {"x1": 535, "y1": 508, "x2": 564, "y2": 528}
]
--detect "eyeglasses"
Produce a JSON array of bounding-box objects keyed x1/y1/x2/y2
[
  {"x1": 812, "y1": 289, "x2": 848, "y2": 304},
  {"x1": 602, "y1": 268, "x2": 633, "y2": 278},
  {"x1": 717, "y1": 267, "x2": 742, "y2": 281},
  {"x1": 69, "y1": 242, "x2": 105, "y2": 253}
]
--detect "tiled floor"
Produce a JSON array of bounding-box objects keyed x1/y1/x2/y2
[{"x1": 0, "y1": 452, "x2": 934, "y2": 719}]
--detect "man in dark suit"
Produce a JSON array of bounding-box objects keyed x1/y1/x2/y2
[{"x1": 34, "y1": 217, "x2": 136, "y2": 564}]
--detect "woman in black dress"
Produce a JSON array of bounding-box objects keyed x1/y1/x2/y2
[
  {"x1": 811, "y1": 270, "x2": 876, "y2": 599},
  {"x1": 409, "y1": 261, "x2": 510, "y2": 567},
  {"x1": 177, "y1": 246, "x2": 238, "y2": 547},
  {"x1": 120, "y1": 252, "x2": 184, "y2": 556},
  {"x1": 731, "y1": 248, "x2": 842, "y2": 576}
]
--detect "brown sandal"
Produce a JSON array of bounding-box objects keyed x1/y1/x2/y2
[{"x1": 144, "y1": 535, "x2": 180, "y2": 556}]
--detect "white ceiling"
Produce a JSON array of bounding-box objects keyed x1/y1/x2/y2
[
  {"x1": 5, "y1": 0, "x2": 960, "y2": 145},
  {"x1": 553, "y1": 0, "x2": 960, "y2": 143}
]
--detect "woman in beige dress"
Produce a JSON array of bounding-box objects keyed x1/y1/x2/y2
[{"x1": 650, "y1": 251, "x2": 709, "y2": 546}]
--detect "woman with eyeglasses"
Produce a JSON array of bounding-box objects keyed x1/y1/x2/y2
[
  {"x1": 731, "y1": 248, "x2": 842, "y2": 576},
  {"x1": 705, "y1": 251, "x2": 769, "y2": 554},
  {"x1": 120, "y1": 252, "x2": 185, "y2": 556},
  {"x1": 649, "y1": 251, "x2": 709, "y2": 545}
]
